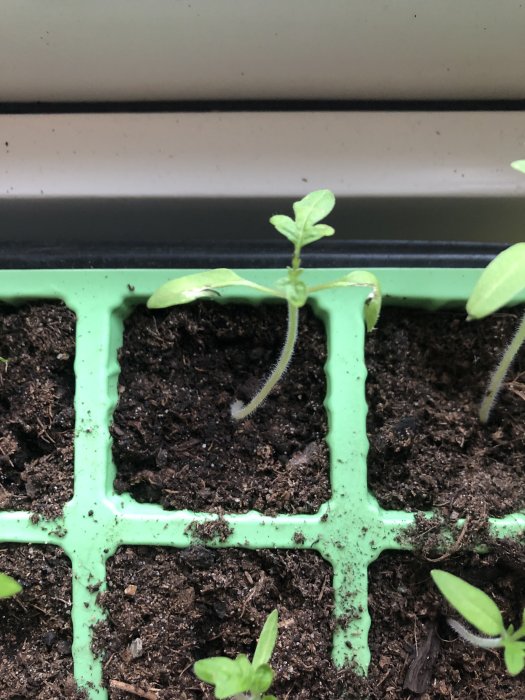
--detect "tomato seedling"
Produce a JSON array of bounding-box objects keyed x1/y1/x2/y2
[
  {"x1": 432, "y1": 569, "x2": 525, "y2": 676},
  {"x1": 194, "y1": 609, "x2": 279, "y2": 699},
  {"x1": 148, "y1": 190, "x2": 381, "y2": 420}
]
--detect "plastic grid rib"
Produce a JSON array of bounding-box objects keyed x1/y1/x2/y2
[{"x1": 0, "y1": 268, "x2": 524, "y2": 699}]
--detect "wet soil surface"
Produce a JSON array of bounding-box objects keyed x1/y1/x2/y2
[
  {"x1": 0, "y1": 303, "x2": 76, "y2": 519},
  {"x1": 96, "y1": 546, "x2": 359, "y2": 700},
  {"x1": 366, "y1": 307, "x2": 525, "y2": 519},
  {"x1": 0, "y1": 544, "x2": 86, "y2": 699},
  {"x1": 111, "y1": 302, "x2": 329, "y2": 514}
]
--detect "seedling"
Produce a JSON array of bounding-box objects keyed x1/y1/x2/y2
[
  {"x1": 431, "y1": 569, "x2": 525, "y2": 676},
  {"x1": 193, "y1": 609, "x2": 279, "y2": 700},
  {"x1": 466, "y1": 242, "x2": 525, "y2": 423},
  {"x1": 465, "y1": 160, "x2": 525, "y2": 423},
  {"x1": 148, "y1": 190, "x2": 381, "y2": 420},
  {"x1": 0, "y1": 572, "x2": 21, "y2": 598}
]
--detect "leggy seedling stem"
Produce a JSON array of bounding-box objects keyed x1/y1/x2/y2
[
  {"x1": 478, "y1": 311, "x2": 525, "y2": 423},
  {"x1": 231, "y1": 303, "x2": 298, "y2": 420},
  {"x1": 148, "y1": 190, "x2": 382, "y2": 421},
  {"x1": 231, "y1": 225, "x2": 306, "y2": 420}
]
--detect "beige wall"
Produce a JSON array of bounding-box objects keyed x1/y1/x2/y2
[{"x1": 1, "y1": 1, "x2": 524, "y2": 102}]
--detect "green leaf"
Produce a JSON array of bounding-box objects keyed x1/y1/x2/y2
[
  {"x1": 252, "y1": 609, "x2": 279, "y2": 669},
  {"x1": 232, "y1": 654, "x2": 253, "y2": 686},
  {"x1": 503, "y1": 641, "x2": 525, "y2": 676},
  {"x1": 194, "y1": 657, "x2": 235, "y2": 685},
  {"x1": 325, "y1": 270, "x2": 382, "y2": 331},
  {"x1": 270, "y1": 190, "x2": 335, "y2": 249},
  {"x1": 194, "y1": 656, "x2": 252, "y2": 699},
  {"x1": 298, "y1": 222, "x2": 335, "y2": 247},
  {"x1": 293, "y1": 189, "x2": 335, "y2": 229},
  {"x1": 431, "y1": 570, "x2": 505, "y2": 637},
  {"x1": 262, "y1": 696, "x2": 278, "y2": 700},
  {"x1": 516, "y1": 608, "x2": 525, "y2": 638},
  {"x1": 0, "y1": 572, "x2": 22, "y2": 598},
  {"x1": 310, "y1": 223, "x2": 335, "y2": 239},
  {"x1": 250, "y1": 663, "x2": 274, "y2": 693},
  {"x1": 147, "y1": 269, "x2": 273, "y2": 309},
  {"x1": 269, "y1": 215, "x2": 297, "y2": 243},
  {"x1": 511, "y1": 159, "x2": 525, "y2": 174},
  {"x1": 466, "y1": 243, "x2": 525, "y2": 319}
]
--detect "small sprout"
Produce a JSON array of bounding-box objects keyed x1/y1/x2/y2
[
  {"x1": 148, "y1": 190, "x2": 382, "y2": 420},
  {"x1": 0, "y1": 572, "x2": 22, "y2": 599},
  {"x1": 194, "y1": 609, "x2": 279, "y2": 700},
  {"x1": 431, "y1": 569, "x2": 525, "y2": 676}
]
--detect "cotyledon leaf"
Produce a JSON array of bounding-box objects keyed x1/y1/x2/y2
[
  {"x1": 0, "y1": 572, "x2": 22, "y2": 598},
  {"x1": 431, "y1": 570, "x2": 504, "y2": 637},
  {"x1": 147, "y1": 269, "x2": 278, "y2": 308},
  {"x1": 467, "y1": 243, "x2": 525, "y2": 319}
]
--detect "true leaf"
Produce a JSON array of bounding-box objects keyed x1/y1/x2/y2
[
  {"x1": 194, "y1": 656, "x2": 251, "y2": 698},
  {"x1": 310, "y1": 223, "x2": 335, "y2": 239},
  {"x1": 252, "y1": 609, "x2": 279, "y2": 669},
  {"x1": 270, "y1": 190, "x2": 335, "y2": 249},
  {"x1": 503, "y1": 641, "x2": 525, "y2": 676},
  {"x1": 431, "y1": 570, "x2": 504, "y2": 637},
  {"x1": 0, "y1": 572, "x2": 22, "y2": 598},
  {"x1": 298, "y1": 221, "x2": 335, "y2": 247},
  {"x1": 466, "y1": 243, "x2": 525, "y2": 319},
  {"x1": 194, "y1": 657, "x2": 236, "y2": 684},
  {"x1": 269, "y1": 215, "x2": 297, "y2": 243},
  {"x1": 250, "y1": 663, "x2": 274, "y2": 693},
  {"x1": 293, "y1": 189, "x2": 335, "y2": 229},
  {"x1": 231, "y1": 654, "x2": 254, "y2": 689}
]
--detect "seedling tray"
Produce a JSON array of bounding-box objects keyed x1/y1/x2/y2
[{"x1": 1, "y1": 268, "x2": 524, "y2": 699}]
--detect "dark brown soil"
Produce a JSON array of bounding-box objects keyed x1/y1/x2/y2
[
  {"x1": 361, "y1": 547, "x2": 525, "y2": 699},
  {"x1": 0, "y1": 544, "x2": 86, "y2": 699},
  {"x1": 103, "y1": 301, "x2": 525, "y2": 699},
  {"x1": 366, "y1": 306, "x2": 525, "y2": 519},
  {"x1": 0, "y1": 302, "x2": 76, "y2": 519},
  {"x1": 111, "y1": 302, "x2": 329, "y2": 514},
  {"x1": 96, "y1": 545, "x2": 525, "y2": 700},
  {"x1": 96, "y1": 546, "x2": 359, "y2": 699}
]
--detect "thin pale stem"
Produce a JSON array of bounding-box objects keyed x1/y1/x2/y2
[
  {"x1": 479, "y1": 309, "x2": 525, "y2": 423},
  {"x1": 448, "y1": 618, "x2": 503, "y2": 649},
  {"x1": 231, "y1": 303, "x2": 298, "y2": 421}
]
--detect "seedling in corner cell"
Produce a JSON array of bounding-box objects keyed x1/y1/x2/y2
[
  {"x1": 465, "y1": 160, "x2": 525, "y2": 423},
  {"x1": 0, "y1": 572, "x2": 22, "y2": 599},
  {"x1": 148, "y1": 190, "x2": 381, "y2": 420},
  {"x1": 431, "y1": 569, "x2": 525, "y2": 676},
  {"x1": 193, "y1": 609, "x2": 279, "y2": 699},
  {"x1": 466, "y1": 242, "x2": 525, "y2": 423}
]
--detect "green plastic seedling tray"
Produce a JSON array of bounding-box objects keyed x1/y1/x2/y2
[{"x1": 1, "y1": 268, "x2": 524, "y2": 699}]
